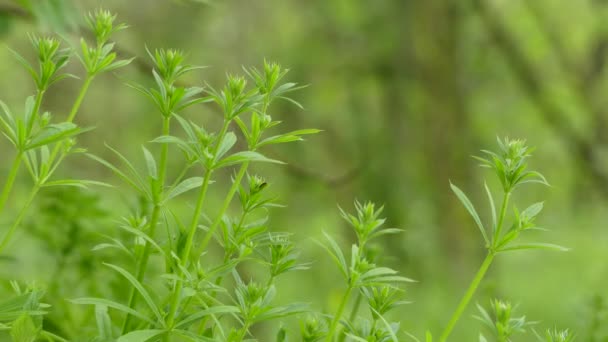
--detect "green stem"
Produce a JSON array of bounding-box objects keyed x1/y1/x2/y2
[
  {"x1": 326, "y1": 285, "x2": 354, "y2": 342},
  {"x1": 0, "y1": 89, "x2": 45, "y2": 216},
  {"x1": 438, "y1": 252, "x2": 495, "y2": 342},
  {"x1": 492, "y1": 191, "x2": 511, "y2": 247},
  {"x1": 0, "y1": 185, "x2": 40, "y2": 254},
  {"x1": 196, "y1": 161, "x2": 249, "y2": 256},
  {"x1": 0, "y1": 153, "x2": 23, "y2": 215},
  {"x1": 165, "y1": 121, "x2": 231, "y2": 330},
  {"x1": 27, "y1": 89, "x2": 45, "y2": 134},
  {"x1": 66, "y1": 76, "x2": 93, "y2": 123},
  {"x1": 48, "y1": 75, "x2": 94, "y2": 167},
  {"x1": 121, "y1": 116, "x2": 171, "y2": 333}
]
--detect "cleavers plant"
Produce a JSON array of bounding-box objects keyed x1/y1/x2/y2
[{"x1": 0, "y1": 7, "x2": 574, "y2": 342}]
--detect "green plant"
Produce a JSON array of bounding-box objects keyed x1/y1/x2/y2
[
  {"x1": 435, "y1": 137, "x2": 568, "y2": 342},
  {"x1": 0, "y1": 6, "x2": 577, "y2": 342}
]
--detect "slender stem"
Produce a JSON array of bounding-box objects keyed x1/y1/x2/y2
[
  {"x1": 196, "y1": 161, "x2": 249, "y2": 256},
  {"x1": 27, "y1": 89, "x2": 45, "y2": 134},
  {"x1": 0, "y1": 153, "x2": 23, "y2": 215},
  {"x1": 66, "y1": 76, "x2": 93, "y2": 123},
  {"x1": 0, "y1": 89, "x2": 45, "y2": 216},
  {"x1": 326, "y1": 285, "x2": 354, "y2": 342},
  {"x1": 165, "y1": 120, "x2": 231, "y2": 329},
  {"x1": 438, "y1": 252, "x2": 495, "y2": 342},
  {"x1": 48, "y1": 75, "x2": 94, "y2": 167},
  {"x1": 492, "y1": 191, "x2": 511, "y2": 247},
  {"x1": 122, "y1": 116, "x2": 171, "y2": 333},
  {"x1": 0, "y1": 185, "x2": 40, "y2": 254},
  {"x1": 236, "y1": 321, "x2": 252, "y2": 341}
]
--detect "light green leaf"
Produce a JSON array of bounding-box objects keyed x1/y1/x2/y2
[
  {"x1": 103, "y1": 263, "x2": 164, "y2": 325},
  {"x1": 498, "y1": 243, "x2": 569, "y2": 253},
  {"x1": 163, "y1": 177, "x2": 203, "y2": 204},
  {"x1": 70, "y1": 298, "x2": 154, "y2": 325},
  {"x1": 450, "y1": 182, "x2": 489, "y2": 246},
  {"x1": 94, "y1": 305, "x2": 113, "y2": 340},
  {"x1": 483, "y1": 182, "x2": 496, "y2": 231},
  {"x1": 214, "y1": 151, "x2": 283, "y2": 169},
  {"x1": 142, "y1": 146, "x2": 158, "y2": 180},
  {"x1": 216, "y1": 131, "x2": 236, "y2": 160},
  {"x1": 175, "y1": 305, "x2": 239, "y2": 329},
  {"x1": 42, "y1": 179, "x2": 112, "y2": 188},
  {"x1": 25, "y1": 122, "x2": 80, "y2": 150}
]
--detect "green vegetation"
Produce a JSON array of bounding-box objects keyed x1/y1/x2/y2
[{"x1": 0, "y1": 1, "x2": 605, "y2": 341}]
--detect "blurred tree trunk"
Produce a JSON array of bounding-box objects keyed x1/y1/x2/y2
[{"x1": 406, "y1": 1, "x2": 476, "y2": 266}]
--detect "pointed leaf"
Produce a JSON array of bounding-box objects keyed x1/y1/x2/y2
[
  {"x1": 70, "y1": 297, "x2": 154, "y2": 325},
  {"x1": 450, "y1": 182, "x2": 489, "y2": 245},
  {"x1": 214, "y1": 151, "x2": 283, "y2": 169},
  {"x1": 163, "y1": 177, "x2": 203, "y2": 204},
  {"x1": 103, "y1": 263, "x2": 164, "y2": 325}
]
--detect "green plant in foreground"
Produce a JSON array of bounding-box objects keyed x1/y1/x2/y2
[
  {"x1": 319, "y1": 201, "x2": 413, "y2": 342},
  {"x1": 435, "y1": 137, "x2": 568, "y2": 342}
]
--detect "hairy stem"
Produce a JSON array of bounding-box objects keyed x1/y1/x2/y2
[
  {"x1": 438, "y1": 252, "x2": 495, "y2": 342},
  {"x1": 122, "y1": 116, "x2": 171, "y2": 333},
  {"x1": 326, "y1": 285, "x2": 354, "y2": 342}
]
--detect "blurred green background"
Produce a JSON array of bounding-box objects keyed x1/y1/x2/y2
[{"x1": 1, "y1": 0, "x2": 608, "y2": 340}]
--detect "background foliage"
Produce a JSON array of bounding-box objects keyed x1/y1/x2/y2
[{"x1": 0, "y1": 0, "x2": 607, "y2": 340}]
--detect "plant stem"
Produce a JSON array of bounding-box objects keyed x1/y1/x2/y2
[
  {"x1": 48, "y1": 75, "x2": 94, "y2": 167},
  {"x1": 165, "y1": 120, "x2": 231, "y2": 330},
  {"x1": 0, "y1": 153, "x2": 23, "y2": 215},
  {"x1": 326, "y1": 285, "x2": 354, "y2": 342},
  {"x1": 0, "y1": 185, "x2": 40, "y2": 254},
  {"x1": 196, "y1": 161, "x2": 249, "y2": 256},
  {"x1": 122, "y1": 116, "x2": 171, "y2": 333},
  {"x1": 438, "y1": 252, "x2": 495, "y2": 342},
  {"x1": 66, "y1": 75, "x2": 93, "y2": 123},
  {"x1": 0, "y1": 89, "x2": 45, "y2": 216}
]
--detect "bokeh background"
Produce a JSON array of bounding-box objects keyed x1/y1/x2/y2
[{"x1": 0, "y1": 0, "x2": 607, "y2": 340}]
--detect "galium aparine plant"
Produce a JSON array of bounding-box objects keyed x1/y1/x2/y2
[{"x1": 0, "y1": 7, "x2": 574, "y2": 342}]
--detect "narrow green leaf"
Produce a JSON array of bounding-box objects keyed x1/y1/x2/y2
[
  {"x1": 25, "y1": 122, "x2": 80, "y2": 150},
  {"x1": 94, "y1": 305, "x2": 113, "y2": 340},
  {"x1": 70, "y1": 297, "x2": 154, "y2": 325},
  {"x1": 42, "y1": 179, "x2": 112, "y2": 188},
  {"x1": 142, "y1": 146, "x2": 158, "y2": 180},
  {"x1": 216, "y1": 132, "x2": 237, "y2": 160},
  {"x1": 86, "y1": 153, "x2": 146, "y2": 196},
  {"x1": 450, "y1": 182, "x2": 489, "y2": 246},
  {"x1": 498, "y1": 243, "x2": 569, "y2": 253},
  {"x1": 175, "y1": 305, "x2": 239, "y2": 329},
  {"x1": 214, "y1": 151, "x2": 283, "y2": 169},
  {"x1": 163, "y1": 177, "x2": 203, "y2": 203},
  {"x1": 103, "y1": 263, "x2": 164, "y2": 325},
  {"x1": 483, "y1": 182, "x2": 497, "y2": 231},
  {"x1": 317, "y1": 232, "x2": 348, "y2": 280}
]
